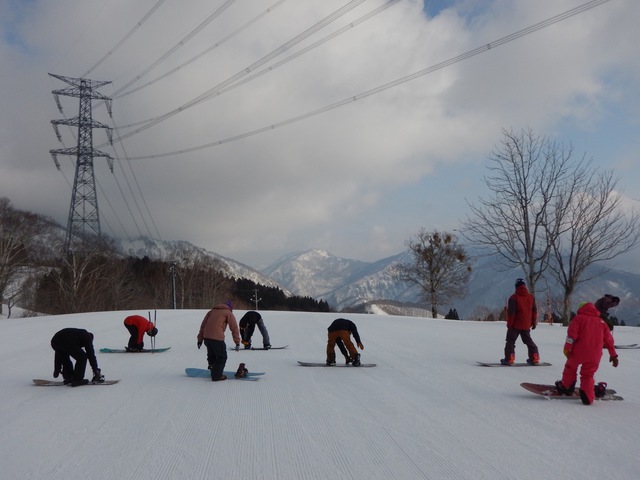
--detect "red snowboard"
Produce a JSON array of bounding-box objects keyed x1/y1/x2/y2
[{"x1": 520, "y1": 382, "x2": 622, "y2": 401}]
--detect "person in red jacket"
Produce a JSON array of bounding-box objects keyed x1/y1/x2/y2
[
  {"x1": 197, "y1": 301, "x2": 241, "y2": 381},
  {"x1": 500, "y1": 278, "x2": 540, "y2": 365},
  {"x1": 123, "y1": 314, "x2": 158, "y2": 352},
  {"x1": 555, "y1": 302, "x2": 619, "y2": 405}
]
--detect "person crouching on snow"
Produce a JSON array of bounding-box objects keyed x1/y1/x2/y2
[
  {"x1": 555, "y1": 302, "x2": 619, "y2": 405},
  {"x1": 123, "y1": 314, "x2": 158, "y2": 352}
]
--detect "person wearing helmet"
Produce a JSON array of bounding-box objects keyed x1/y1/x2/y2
[{"x1": 123, "y1": 314, "x2": 157, "y2": 352}]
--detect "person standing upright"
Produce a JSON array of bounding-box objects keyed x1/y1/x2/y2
[{"x1": 500, "y1": 278, "x2": 540, "y2": 365}]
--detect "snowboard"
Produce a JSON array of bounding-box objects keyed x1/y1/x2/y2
[
  {"x1": 100, "y1": 347, "x2": 171, "y2": 353},
  {"x1": 229, "y1": 345, "x2": 289, "y2": 351},
  {"x1": 520, "y1": 382, "x2": 623, "y2": 401},
  {"x1": 614, "y1": 344, "x2": 639, "y2": 349},
  {"x1": 185, "y1": 368, "x2": 262, "y2": 381},
  {"x1": 33, "y1": 379, "x2": 120, "y2": 386},
  {"x1": 297, "y1": 361, "x2": 376, "y2": 367},
  {"x1": 477, "y1": 361, "x2": 552, "y2": 367}
]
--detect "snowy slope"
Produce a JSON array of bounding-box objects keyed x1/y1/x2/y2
[{"x1": 1, "y1": 308, "x2": 639, "y2": 480}]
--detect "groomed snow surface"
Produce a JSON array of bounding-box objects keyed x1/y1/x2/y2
[{"x1": 1, "y1": 309, "x2": 639, "y2": 480}]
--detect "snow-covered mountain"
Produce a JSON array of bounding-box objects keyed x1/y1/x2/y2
[
  {"x1": 261, "y1": 248, "x2": 640, "y2": 325},
  {"x1": 119, "y1": 237, "x2": 288, "y2": 294}
]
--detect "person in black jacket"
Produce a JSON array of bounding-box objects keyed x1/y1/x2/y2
[
  {"x1": 51, "y1": 328, "x2": 104, "y2": 386},
  {"x1": 326, "y1": 318, "x2": 364, "y2": 366},
  {"x1": 239, "y1": 311, "x2": 271, "y2": 349}
]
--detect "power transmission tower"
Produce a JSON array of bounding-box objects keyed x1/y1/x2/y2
[{"x1": 49, "y1": 73, "x2": 114, "y2": 254}]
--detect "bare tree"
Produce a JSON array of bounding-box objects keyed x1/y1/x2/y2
[
  {"x1": 0, "y1": 198, "x2": 53, "y2": 315},
  {"x1": 394, "y1": 229, "x2": 472, "y2": 318},
  {"x1": 548, "y1": 170, "x2": 640, "y2": 323},
  {"x1": 462, "y1": 128, "x2": 585, "y2": 295}
]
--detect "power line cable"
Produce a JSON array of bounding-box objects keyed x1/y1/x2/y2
[
  {"x1": 116, "y1": 0, "x2": 290, "y2": 99},
  {"x1": 108, "y1": 0, "x2": 368, "y2": 142},
  {"x1": 123, "y1": 0, "x2": 611, "y2": 161},
  {"x1": 82, "y1": 0, "x2": 167, "y2": 77},
  {"x1": 109, "y1": 0, "x2": 237, "y2": 98},
  {"x1": 117, "y1": 0, "x2": 400, "y2": 130}
]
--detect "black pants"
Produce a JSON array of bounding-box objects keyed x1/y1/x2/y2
[
  {"x1": 204, "y1": 338, "x2": 227, "y2": 379},
  {"x1": 504, "y1": 327, "x2": 538, "y2": 361},
  {"x1": 125, "y1": 324, "x2": 143, "y2": 350},
  {"x1": 51, "y1": 338, "x2": 88, "y2": 382}
]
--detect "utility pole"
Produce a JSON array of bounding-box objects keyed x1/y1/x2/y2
[
  {"x1": 251, "y1": 288, "x2": 261, "y2": 310},
  {"x1": 49, "y1": 73, "x2": 113, "y2": 254}
]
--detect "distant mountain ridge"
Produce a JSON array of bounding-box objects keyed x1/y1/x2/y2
[{"x1": 122, "y1": 238, "x2": 640, "y2": 325}]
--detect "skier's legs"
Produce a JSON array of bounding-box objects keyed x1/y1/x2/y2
[
  {"x1": 124, "y1": 323, "x2": 140, "y2": 350},
  {"x1": 520, "y1": 329, "x2": 539, "y2": 360},
  {"x1": 256, "y1": 318, "x2": 270, "y2": 346},
  {"x1": 336, "y1": 337, "x2": 350, "y2": 360},
  {"x1": 578, "y1": 360, "x2": 599, "y2": 404},
  {"x1": 204, "y1": 338, "x2": 227, "y2": 379},
  {"x1": 326, "y1": 331, "x2": 341, "y2": 363},
  {"x1": 504, "y1": 328, "x2": 519, "y2": 359},
  {"x1": 337, "y1": 332, "x2": 358, "y2": 359},
  {"x1": 561, "y1": 357, "x2": 579, "y2": 391},
  {"x1": 67, "y1": 346, "x2": 88, "y2": 382}
]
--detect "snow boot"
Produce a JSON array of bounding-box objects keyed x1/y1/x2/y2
[
  {"x1": 579, "y1": 389, "x2": 592, "y2": 405},
  {"x1": 594, "y1": 382, "x2": 608, "y2": 398},
  {"x1": 500, "y1": 354, "x2": 515, "y2": 366},
  {"x1": 352, "y1": 354, "x2": 361, "y2": 367},
  {"x1": 71, "y1": 379, "x2": 89, "y2": 387},
  {"x1": 555, "y1": 380, "x2": 575, "y2": 396},
  {"x1": 526, "y1": 353, "x2": 540, "y2": 365},
  {"x1": 235, "y1": 363, "x2": 248, "y2": 378},
  {"x1": 263, "y1": 344, "x2": 271, "y2": 350},
  {"x1": 212, "y1": 375, "x2": 227, "y2": 382}
]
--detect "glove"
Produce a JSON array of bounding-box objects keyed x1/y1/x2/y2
[
  {"x1": 610, "y1": 355, "x2": 619, "y2": 367},
  {"x1": 53, "y1": 369, "x2": 60, "y2": 378},
  {"x1": 563, "y1": 348, "x2": 571, "y2": 359},
  {"x1": 357, "y1": 343, "x2": 364, "y2": 350},
  {"x1": 531, "y1": 321, "x2": 537, "y2": 330},
  {"x1": 235, "y1": 344, "x2": 240, "y2": 352},
  {"x1": 92, "y1": 368, "x2": 105, "y2": 383},
  {"x1": 197, "y1": 340, "x2": 202, "y2": 349}
]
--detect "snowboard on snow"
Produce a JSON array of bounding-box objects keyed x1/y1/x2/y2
[
  {"x1": 229, "y1": 345, "x2": 289, "y2": 351},
  {"x1": 100, "y1": 347, "x2": 171, "y2": 353},
  {"x1": 33, "y1": 379, "x2": 120, "y2": 386},
  {"x1": 520, "y1": 382, "x2": 623, "y2": 401},
  {"x1": 185, "y1": 368, "x2": 262, "y2": 381},
  {"x1": 297, "y1": 361, "x2": 376, "y2": 367},
  {"x1": 614, "y1": 344, "x2": 639, "y2": 349},
  {"x1": 477, "y1": 361, "x2": 552, "y2": 367}
]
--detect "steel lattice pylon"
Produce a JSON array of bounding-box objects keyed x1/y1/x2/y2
[{"x1": 49, "y1": 73, "x2": 113, "y2": 254}]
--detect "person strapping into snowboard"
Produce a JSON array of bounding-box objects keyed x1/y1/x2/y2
[
  {"x1": 555, "y1": 302, "x2": 619, "y2": 405},
  {"x1": 326, "y1": 318, "x2": 364, "y2": 366}
]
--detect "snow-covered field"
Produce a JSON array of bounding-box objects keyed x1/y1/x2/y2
[{"x1": 1, "y1": 308, "x2": 639, "y2": 480}]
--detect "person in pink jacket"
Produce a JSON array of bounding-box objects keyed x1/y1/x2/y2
[
  {"x1": 555, "y1": 302, "x2": 619, "y2": 405},
  {"x1": 197, "y1": 301, "x2": 241, "y2": 382}
]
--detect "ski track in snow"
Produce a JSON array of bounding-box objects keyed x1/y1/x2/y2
[{"x1": 1, "y1": 309, "x2": 639, "y2": 479}]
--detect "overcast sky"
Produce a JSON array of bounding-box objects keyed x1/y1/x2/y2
[{"x1": 1, "y1": 0, "x2": 639, "y2": 269}]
